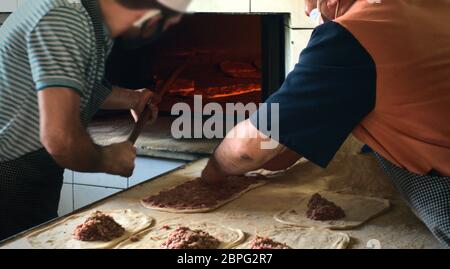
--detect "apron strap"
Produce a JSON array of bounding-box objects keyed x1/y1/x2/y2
[
  {"x1": 80, "y1": 0, "x2": 112, "y2": 124},
  {"x1": 81, "y1": 0, "x2": 106, "y2": 64}
]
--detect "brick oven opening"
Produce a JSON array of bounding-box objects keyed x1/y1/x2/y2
[
  {"x1": 105, "y1": 13, "x2": 285, "y2": 113},
  {"x1": 89, "y1": 14, "x2": 286, "y2": 160}
]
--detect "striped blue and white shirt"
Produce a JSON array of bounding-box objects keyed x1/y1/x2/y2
[{"x1": 0, "y1": 0, "x2": 114, "y2": 162}]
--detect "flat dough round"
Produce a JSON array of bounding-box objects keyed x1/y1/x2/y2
[
  {"x1": 247, "y1": 158, "x2": 308, "y2": 178},
  {"x1": 167, "y1": 79, "x2": 195, "y2": 96},
  {"x1": 240, "y1": 227, "x2": 350, "y2": 249},
  {"x1": 141, "y1": 179, "x2": 267, "y2": 214},
  {"x1": 219, "y1": 61, "x2": 261, "y2": 79},
  {"x1": 205, "y1": 84, "x2": 261, "y2": 99},
  {"x1": 274, "y1": 192, "x2": 390, "y2": 230},
  {"x1": 220, "y1": 61, "x2": 257, "y2": 73},
  {"x1": 116, "y1": 222, "x2": 245, "y2": 249},
  {"x1": 27, "y1": 209, "x2": 153, "y2": 249}
]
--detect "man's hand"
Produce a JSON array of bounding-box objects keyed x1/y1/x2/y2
[
  {"x1": 100, "y1": 141, "x2": 137, "y2": 177},
  {"x1": 101, "y1": 87, "x2": 160, "y2": 124},
  {"x1": 261, "y1": 148, "x2": 302, "y2": 171},
  {"x1": 201, "y1": 157, "x2": 228, "y2": 184},
  {"x1": 39, "y1": 88, "x2": 139, "y2": 177},
  {"x1": 130, "y1": 89, "x2": 160, "y2": 123}
]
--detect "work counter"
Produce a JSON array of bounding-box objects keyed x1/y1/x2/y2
[{"x1": 0, "y1": 137, "x2": 442, "y2": 249}]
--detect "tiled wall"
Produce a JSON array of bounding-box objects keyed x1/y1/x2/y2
[{"x1": 58, "y1": 157, "x2": 186, "y2": 216}]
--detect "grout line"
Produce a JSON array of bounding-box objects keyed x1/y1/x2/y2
[
  {"x1": 71, "y1": 171, "x2": 75, "y2": 212},
  {"x1": 71, "y1": 182, "x2": 125, "y2": 190},
  {"x1": 290, "y1": 27, "x2": 315, "y2": 30}
]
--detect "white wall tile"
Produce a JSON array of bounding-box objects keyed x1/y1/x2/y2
[
  {"x1": 129, "y1": 157, "x2": 185, "y2": 187},
  {"x1": 58, "y1": 184, "x2": 73, "y2": 217},
  {"x1": 63, "y1": 170, "x2": 73, "y2": 184},
  {"x1": 285, "y1": 27, "x2": 313, "y2": 74},
  {"x1": 74, "y1": 185, "x2": 121, "y2": 210},
  {"x1": 188, "y1": 0, "x2": 250, "y2": 13},
  {"x1": 251, "y1": 0, "x2": 315, "y2": 28},
  {"x1": 0, "y1": 0, "x2": 17, "y2": 12},
  {"x1": 73, "y1": 172, "x2": 128, "y2": 189}
]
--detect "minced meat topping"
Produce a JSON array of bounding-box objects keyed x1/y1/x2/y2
[
  {"x1": 306, "y1": 193, "x2": 346, "y2": 221},
  {"x1": 161, "y1": 227, "x2": 220, "y2": 249},
  {"x1": 143, "y1": 176, "x2": 260, "y2": 210},
  {"x1": 250, "y1": 236, "x2": 290, "y2": 249},
  {"x1": 73, "y1": 211, "x2": 125, "y2": 241}
]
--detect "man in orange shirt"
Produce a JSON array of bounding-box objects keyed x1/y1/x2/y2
[{"x1": 202, "y1": 0, "x2": 450, "y2": 247}]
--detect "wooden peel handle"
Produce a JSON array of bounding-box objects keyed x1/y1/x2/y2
[
  {"x1": 127, "y1": 103, "x2": 153, "y2": 144},
  {"x1": 158, "y1": 60, "x2": 190, "y2": 97},
  {"x1": 127, "y1": 61, "x2": 189, "y2": 145}
]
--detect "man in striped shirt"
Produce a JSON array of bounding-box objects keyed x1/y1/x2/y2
[{"x1": 0, "y1": 0, "x2": 190, "y2": 240}]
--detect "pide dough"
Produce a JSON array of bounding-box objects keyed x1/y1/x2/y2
[
  {"x1": 116, "y1": 222, "x2": 245, "y2": 249},
  {"x1": 240, "y1": 227, "x2": 350, "y2": 249},
  {"x1": 27, "y1": 209, "x2": 153, "y2": 249},
  {"x1": 274, "y1": 192, "x2": 390, "y2": 230},
  {"x1": 141, "y1": 177, "x2": 267, "y2": 213},
  {"x1": 247, "y1": 159, "x2": 308, "y2": 178}
]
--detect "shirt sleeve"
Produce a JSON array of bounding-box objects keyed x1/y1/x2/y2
[
  {"x1": 250, "y1": 21, "x2": 376, "y2": 168},
  {"x1": 27, "y1": 7, "x2": 92, "y2": 95}
]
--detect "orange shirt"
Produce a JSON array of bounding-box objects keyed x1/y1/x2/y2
[{"x1": 336, "y1": 0, "x2": 450, "y2": 176}]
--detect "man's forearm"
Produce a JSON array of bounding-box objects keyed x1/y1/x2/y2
[
  {"x1": 101, "y1": 86, "x2": 140, "y2": 110},
  {"x1": 42, "y1": 123, "x2": 108, "y2": 173},
  {"x1": 38, "y1": 87, "x2": 124, "y2": 174}
]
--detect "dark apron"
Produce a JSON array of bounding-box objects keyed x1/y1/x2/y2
[
  {"x1": 0, "y1": 149, "x2": 64, "y2": 240},
  {"x1": 0, "y1": 0, "x2": 108, "y2": 241}
]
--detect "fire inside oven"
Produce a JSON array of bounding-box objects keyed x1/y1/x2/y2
[{"x1": 105, "y1": 14, "x2": 286, "y2": 112}]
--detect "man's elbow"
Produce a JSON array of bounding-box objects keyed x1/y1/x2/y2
[
  {"x1": 229, "y1": 138, "x2": 278, "y2": 168},
  {"x1": 229, "y1": 139, "x2": 259, "y2": 165},
  {"x1": 41, "y1": 130, "x2": 75, "y2": 161},
  {"x1": 234, "y1": 147, "x2": 254, "y2": 163}
]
